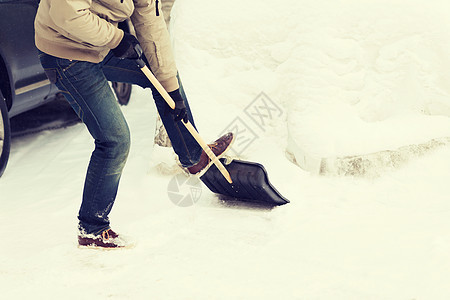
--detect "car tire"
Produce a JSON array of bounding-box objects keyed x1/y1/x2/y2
[
  {"x1": 112, "y1": 82, "x2": 132, "y2": 106},
  {"x1": 0, "y1": 89, "x2": 11, "y2": 177}
]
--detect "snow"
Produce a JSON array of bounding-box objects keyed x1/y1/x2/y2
[{"x1": 1, "y1": 0, "x2": 450, "y2": 299}]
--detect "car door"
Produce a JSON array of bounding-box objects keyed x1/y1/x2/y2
[{"x1": 0, "y1": 0, "x2": 56, "y2": 118}]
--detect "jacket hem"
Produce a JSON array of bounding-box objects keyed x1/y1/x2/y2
[{"x1": 35, "y1": 36, "x2": 109, "y2": 63}]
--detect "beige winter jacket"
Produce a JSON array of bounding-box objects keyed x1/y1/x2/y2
[{"x1": 34, "y1": 0, "x2": 179, "y2": 92}]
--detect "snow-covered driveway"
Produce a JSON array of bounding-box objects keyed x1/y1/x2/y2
[{"x1": 1, "y1": 0, "x2": 450, "y2": 299}]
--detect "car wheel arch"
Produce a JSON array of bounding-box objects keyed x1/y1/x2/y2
[{"x1": 0, "y1": 53, "x2": 13, "y2": 111}]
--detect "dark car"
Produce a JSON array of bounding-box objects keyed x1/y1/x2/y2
[{"x1": 0, "y1": 0, "x2": 132, "y2": 177}]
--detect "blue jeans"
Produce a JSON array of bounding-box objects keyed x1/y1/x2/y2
[{"x1": 38, "y1": 51, "x2": 203, "y2": 235}]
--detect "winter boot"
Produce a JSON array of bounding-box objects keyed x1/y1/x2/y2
[
  {"x1": 78, "y1": 229, "x2": 133, "y2": 249},
  {"x1": 187, "y1": 132, "x2": 235, "y2": 176}
]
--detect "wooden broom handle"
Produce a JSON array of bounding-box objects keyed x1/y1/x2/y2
[{"x1": 140, "y1": 65, "x2": 233, "y2": 184}]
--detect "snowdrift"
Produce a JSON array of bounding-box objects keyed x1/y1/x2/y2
[{"x1": 171, "y1": 0, "x2": 450, "y2": 177}]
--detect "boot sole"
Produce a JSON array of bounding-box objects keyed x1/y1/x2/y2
[{"x1": 77, "y1": 243, "x2": 136, "y2": 250}]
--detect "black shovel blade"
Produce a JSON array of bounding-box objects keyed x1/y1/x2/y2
[{"x1": 200, "y1": 159, "x2": 290, "y2": 206}]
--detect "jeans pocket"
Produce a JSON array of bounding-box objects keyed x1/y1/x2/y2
[
  {"x1": 56, "y1": 58, "x2": 84, "y2": 82},
  {"x1": 57, "y1": 58, "x2": 79, "y2": 72}
]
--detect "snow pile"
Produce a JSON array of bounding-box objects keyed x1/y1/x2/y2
[
  {"x1": 1, "y1": 1, "x2": 450, "y2": 300},
  {"x1": 171, "y1": 0, "x2": 450, "y2": 175}
]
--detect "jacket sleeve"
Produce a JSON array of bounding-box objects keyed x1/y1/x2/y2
[
  {"x1": 131, "y1": 0, "x2": 179, "y2": 92},
  {"x1": 48, "y1": 0, "x2": 123, "y2": 49}
]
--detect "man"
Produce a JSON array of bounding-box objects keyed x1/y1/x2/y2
[{"x1": 34, "y1": 0, "x2": 234, "y2": 249}]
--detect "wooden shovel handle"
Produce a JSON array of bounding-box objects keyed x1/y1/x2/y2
[{"x1": 140, "y1": 65, "x2": 232, "y2": 184}]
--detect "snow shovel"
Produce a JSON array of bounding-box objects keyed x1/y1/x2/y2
[
  {"x1": 200, "y1": 158, "x2": 290, "y2": 206},
  {"x1": 136, "y1": 58, "x2": 289, "y2": 206}
]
